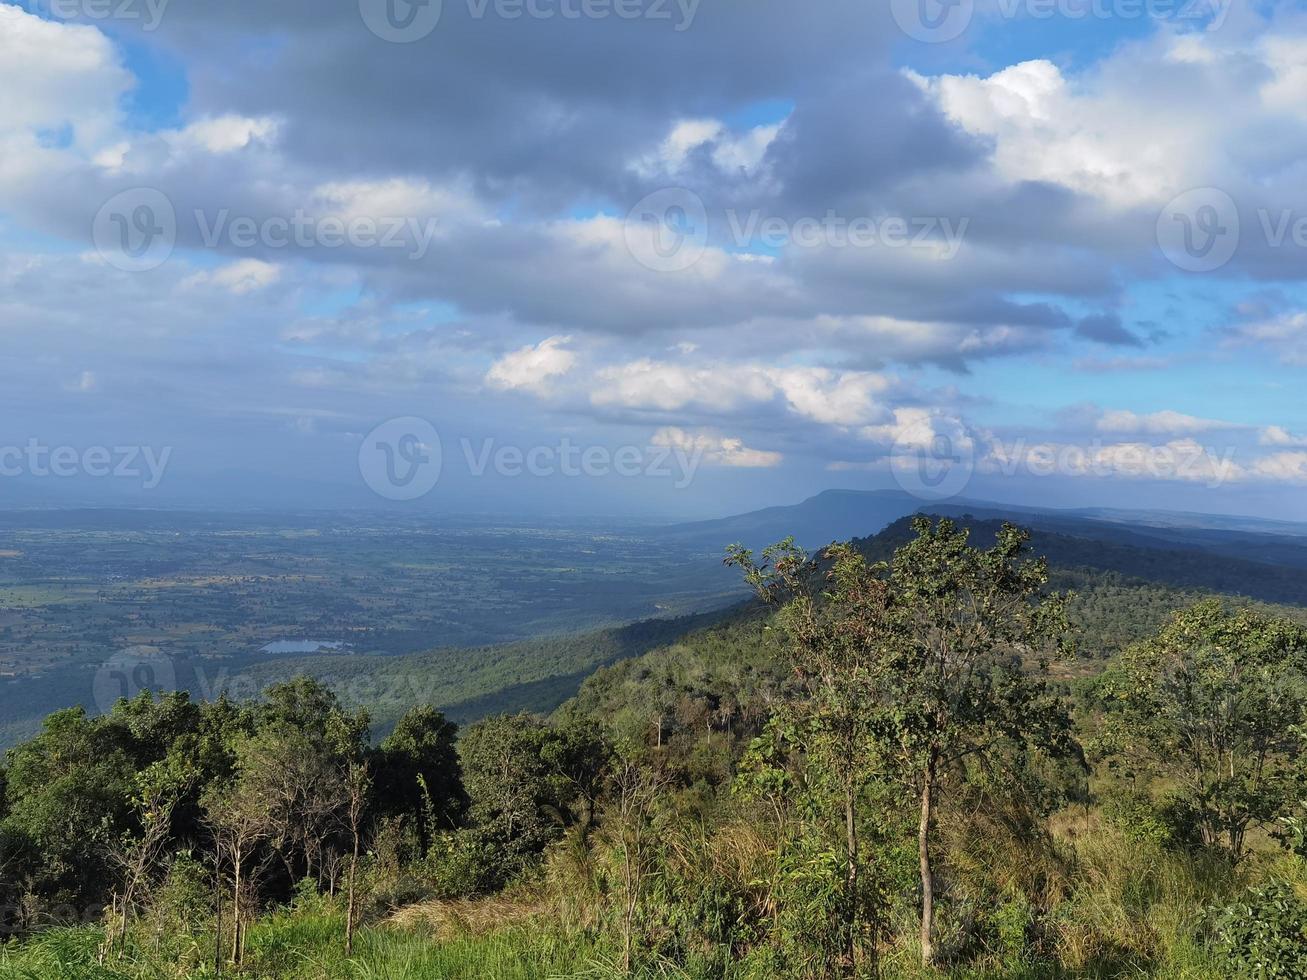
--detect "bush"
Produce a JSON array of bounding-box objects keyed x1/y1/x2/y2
[
  {"x1": 1102, "y1": 790, "x2": 1201, "y2": 851},
  {"x1": 1211, "y1": 882, "x2": 1307, "y2": 978}
]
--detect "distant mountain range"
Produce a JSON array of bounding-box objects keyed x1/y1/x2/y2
[{"x1": 666, "y1": 489, "x2": 1307, "y2": 568}]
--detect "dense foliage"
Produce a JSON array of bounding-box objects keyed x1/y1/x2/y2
[{"x1": 2, "y1": 518, "x2": 1306, "y2": 978}]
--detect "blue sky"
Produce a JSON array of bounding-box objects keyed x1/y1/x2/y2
[{"x1": 3, "y1": 0, "x2": 1307, "y2": 521}]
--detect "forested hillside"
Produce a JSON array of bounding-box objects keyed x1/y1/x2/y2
[{"x1": 1, "y1": 517, "x2": 1306, "y2": 978}]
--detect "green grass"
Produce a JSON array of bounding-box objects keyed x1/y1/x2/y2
[{"x1": 0, "y1": 913, "x2": 606, "y2": 980}]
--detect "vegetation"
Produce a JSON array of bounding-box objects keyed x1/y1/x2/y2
[{"x1": 2, "y1": 517, "x2": 1307, "y2": 977}]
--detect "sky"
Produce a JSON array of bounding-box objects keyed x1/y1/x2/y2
[{"x1": 3, "y1": 0, "x2": 1307, "y2": 521}]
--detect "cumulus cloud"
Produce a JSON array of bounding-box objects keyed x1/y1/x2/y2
[
  {"x1": 1096, "y1": 409, "x2": 1245, "y2": 437},
  {"x1": 1261, "y1": 425, "x2": 1307, "y2": 448},
  {"x1": 182, "y1": 259, "x2": 282, "y2": 295},
  {"x1": 7, "y1": 0, "x2": 1307, "y2": 509},
  {"x1": 651, "y1": 427, "x2": 782, "y2": 468},
  {"x1": 1231, "y1": 312, "x2": 1307, "y2": 365},
  {"x1": 486, "y1": 336, "x2": 578, "y2": 394}
]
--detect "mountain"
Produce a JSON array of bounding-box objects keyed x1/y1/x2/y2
[
  {"x1": 666, "y1": 489, "x2": 1307, "y2": 569},
  {"x1": 665, "y1": 489, "x2": 935, "y2": 553}
]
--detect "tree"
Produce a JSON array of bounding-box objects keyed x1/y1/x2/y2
[
  {"x1": 727, "y1": 536, "x2": 889, "y2": 974},
  {"x1": 881, "y1": 519, "x2": 1073, "y2": 967},
  {"x1": 343, "y1": 762, "x2": 369, "y2": 958},
  {"x1": 731, "y1": 518, "x2": 1074, "y2": 968},
  {"x1": 1098, "y1": 600, "x2": 1307, "y2": 862},
  {"x1": 106, "y1": 759, "x2": 196, "y2": 956},
  {"x1": 1, "y1": 708, "x2": 137, "y2": 919},
  {"x1": 250, "y1": 680, "x2": 369, "y2": 885},
  {"x1": 456, "y1": 714, "x2": 609, "y2": 890},
  {"x1": 372, "y1": 706, "x2": 464, "y2": 853},
  {"x1": 605, "y1": 741, "x2": 669, "y2": 974},
  {"x1": 203, "y1": 758, "x2": 272, "y2": 967}
]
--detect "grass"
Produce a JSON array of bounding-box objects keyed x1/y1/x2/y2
[{"x1": 2, "y1": 824, "x2": 1302, "y2": 979}]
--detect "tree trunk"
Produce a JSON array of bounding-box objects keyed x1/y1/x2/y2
[
  {"x1": 345, "y1": 835, "x2": 360, "y2": 956},
  {"x1": 845, "y1": 782, "x2": 861, "y2": 973},
  {"x1": 231, "y1": 849, "x2": 243, "y2": 966},
  {"x1": 918, "y1": 751, "x2": 937, "y2": 969},
  {"x1": 214, "y1": 866, "x2": 222, "y2": 978}
]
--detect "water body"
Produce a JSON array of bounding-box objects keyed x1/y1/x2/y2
[{"x1": 261, "y1": 640, "x2": 347, "y2": 654}]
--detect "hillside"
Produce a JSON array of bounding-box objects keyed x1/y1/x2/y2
[
  {"x1": 4, "y1": 512, "x2": 1307, "y2": 980},
  {"x1": 222, "y1": 514, "x2": 1307, "y2": 736},
  {"x1": 667, "y1": 490, "x2": 1307, "y2": 578}
]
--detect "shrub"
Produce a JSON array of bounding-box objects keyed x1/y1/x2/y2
[{"x1": 1211, "y1": 882, "x2": 1307, "y2": 978}]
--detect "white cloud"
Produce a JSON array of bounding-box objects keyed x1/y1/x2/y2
[
  {"x1": 635, "y1": 116, "x2": 783, "y2": 177},
  {"x1": 861, "y1": 407, "x2": 973, "y2": 452},
  {"x1": 312, "y1": 177, "x2": 479, "y2": 228},
  {"x1": 1096, "y1": 409, "x2": 1243, "y2": 436},
  {"x1": 182, "y1": 259, "x2": 282, "y2": 296},
  {"x1": 981, "y1": 437, "x2": 1243, "y2": 486},
  {"x1": 1252, "y1": 451, "x2": 1307, "y2": 483},
  {"x1": 0, "y1": 5, "x2": 132, "y2": 187},
  {"x1": 1261, "y1": 425, "x2": 1307, "y2": 448},
  {"x1": 168, "y1": 115, "x2": 280, "y2": 155},
  {"x1": 1232, "y1": 312, "x2": 1307, "y2": 365},
  {"x1": 590, "y1": 359, "x2": 893, "y2": 427},
  {"x1": 651, "y1": 427, "x2": 782, "y2": 468},
  {"x1": 486, "y1": 336, "x2": 578, "y2": 394},
  {"x1": 770, "y1": 367, "x2": 892, "y2": 427},
  {"x1": 909, "y1": 25, "x2": 1307, "y2": 210}
]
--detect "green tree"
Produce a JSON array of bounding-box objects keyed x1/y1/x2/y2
[
  {"x1": 732, "y1": 518, "x2": 1074, "y2": 968},
  {"x1": 1099, "y1": 600, "x2": 1307, "y2": 862},
  {"x1": 727, "y1": 537, "x2": 890, "y2": 975},
  {"x1": 372, "y1": 706, "x2": 464, "y2": 853},
  {"x1": 1, "y1": 708, "x2": 136, "y2": 918}
]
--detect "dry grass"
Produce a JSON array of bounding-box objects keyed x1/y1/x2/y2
[{"x1": 386, "y1": 893, "x2": 551, "y2": 939}]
